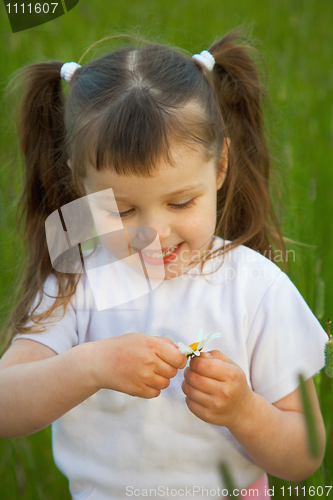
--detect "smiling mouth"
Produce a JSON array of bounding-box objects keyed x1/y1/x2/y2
[{"x1": 141, "y1": 243, "x2": 181, "y2": 258}]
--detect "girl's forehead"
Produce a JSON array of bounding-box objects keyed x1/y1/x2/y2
[{"x1": 83, "y1": 145, "x2": 217, "y2": 196}]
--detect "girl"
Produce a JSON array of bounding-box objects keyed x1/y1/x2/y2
[{"x1": 0, "y1": 31, "x2": 328, "y2": 500}]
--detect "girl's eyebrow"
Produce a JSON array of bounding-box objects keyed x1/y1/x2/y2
[{"x1": 115, "y1": 182, "x2": 205, "y2": 201}]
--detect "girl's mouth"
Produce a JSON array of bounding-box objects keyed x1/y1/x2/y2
[{"x1": 134, "y1": 242, "x2": 184, "y2": 265}]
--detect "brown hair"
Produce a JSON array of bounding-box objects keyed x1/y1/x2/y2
[{"x1": 0, "y1": 29, "x2": 288, "y2": 356}]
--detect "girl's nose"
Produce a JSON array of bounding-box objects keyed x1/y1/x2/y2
[{"x1": 136, "y1": 218, "x2": 171, "y2": 245}]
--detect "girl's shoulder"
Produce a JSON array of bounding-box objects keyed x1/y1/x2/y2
[{"x1": 206, "y1": 236, "x2": 282, "y2": 286}]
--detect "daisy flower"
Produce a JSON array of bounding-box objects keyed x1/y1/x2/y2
[{"x1": 177, "y1": 328, "x2": 222, "y2": 359}]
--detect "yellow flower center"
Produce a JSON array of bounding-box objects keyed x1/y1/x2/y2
[{"x1": 189, "y1": 341, "x2": 200, "y2": 351}]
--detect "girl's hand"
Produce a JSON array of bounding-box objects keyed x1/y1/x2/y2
[
  {"x1": 181, "y1": 350, "x2": 253, "y2": 428},
  {"x1": 89, "y1": 333, "x2": 187, "y2": 399}
]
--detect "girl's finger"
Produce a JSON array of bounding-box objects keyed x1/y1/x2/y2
[
  {"x1": 147, "y1": 373, "x2": 171, "y2": 390},
  {"x1": 155, "y1": 339, "x2": 187, "y2": 369},
  {"x1": 182, "y1": 379, "x2": 215, "y2": 407},
  {"x1": 183, "y1": 366, "x2": 221, "y2": 395},
  {"x1": 154, "y1": 359, "x2": 178, "y2": 380},
  {"x1": 189, "y1": 355, "x2": 235, "y2": 382},
  {"x1": 205, "y1": 350, "x2": 239, "y2": 366},
  {"x1": 184, "y1": 397, "x2": 211, "y2": 424}
]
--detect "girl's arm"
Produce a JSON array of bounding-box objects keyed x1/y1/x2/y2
[
  {"x1": 227, "y1": 379, "x2": 326, "y2": 481},
  {"x1": 0, "y1": 338, "x2": 98, "y2": 438},
  {"x1": 0, "y1": 333, "x2": 186, "y2": 439}
]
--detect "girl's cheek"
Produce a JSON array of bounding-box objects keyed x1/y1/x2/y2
[{"x1": 188, "y1": 210, "x2": 216, "y2": 233}]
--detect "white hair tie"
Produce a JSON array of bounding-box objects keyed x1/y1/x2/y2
[
  {"x1": 192, "y1": 50, "x2": 215, "y2": 71},
  {"x1": 60, "y1": 62, "x2": 81, "y2": 84}
]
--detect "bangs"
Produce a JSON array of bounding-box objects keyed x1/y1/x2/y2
[{"x1": 70, "y1": 95, "x2": 223, "y2": 178}]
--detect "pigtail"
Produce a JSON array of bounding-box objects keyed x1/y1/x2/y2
[
  {"x1": 208, "y1": 31, "x2": 288, "y2": 269},
  {"x1": 0, "y1": 62, "x2": 80, "y2": 356}
]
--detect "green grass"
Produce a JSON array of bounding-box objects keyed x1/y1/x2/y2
[{"x1": 0, "y1": 0, "x2": 333, "y2": 498}]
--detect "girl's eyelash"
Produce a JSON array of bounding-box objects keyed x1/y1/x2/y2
[
  {"x1": 171, "y1": 199, "x2": 196, "y2": 210},
  {"x1": 107, "y1": 199, "x2": 196, "y2": 219},
  {"x1": 107, "y1": 209, "x2": 132, "y2": 220}
]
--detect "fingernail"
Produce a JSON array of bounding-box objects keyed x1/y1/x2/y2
[{"x1": 202, "y1": 352, "x2": 212, "y2": 357}]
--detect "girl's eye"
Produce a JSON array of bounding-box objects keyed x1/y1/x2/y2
[
  {"x1": 107, "y1": 209, "x2": 133, "y2": 219},
  {"x1": 107, "y1": 199, "x2": 195, "y2": 219},
  {"x1": 170, "y1": 199, "x2": 196, "y2": 210}
]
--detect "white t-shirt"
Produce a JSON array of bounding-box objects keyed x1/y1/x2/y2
[{"x1": 12, "y1": 236, "x2": 328, "y2": 500}]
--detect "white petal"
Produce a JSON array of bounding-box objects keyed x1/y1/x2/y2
[
  {"x1": 197, "y1": 338, "x2": 209, "y2": 350},
  {"x1": 164, "y1": 335, "x2": 175, "y2": 342},
  {"x1": 177, "y1": 342, "x2": 194, "y2": 355},
  {"x1": 195, "y1": 327, "x2": 203, "y2": 342},
  {"x1": 197, "y1": 332, "x2": 221, "y2": 350},
  {"x1": 193, "y1": 350, "x2": 201, "y2": 356},
  {"x1": 207, "y1": 332, "x2": 222, "y2": 342},
  {"x1": 208, "y1": 329, "x2": 222, "y2": 337}
]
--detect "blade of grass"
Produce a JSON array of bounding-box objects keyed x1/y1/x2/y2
[
  {"x1": 219, "y1": 462, "x2": 237, "y2": 498},
  {"x1": 298, "y1": 373, "x2": 320, "y2": 458}
]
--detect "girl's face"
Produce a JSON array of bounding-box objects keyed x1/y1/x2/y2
[{"x1": 82, "y1": 142, "x2": 228, "y2": 280}]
